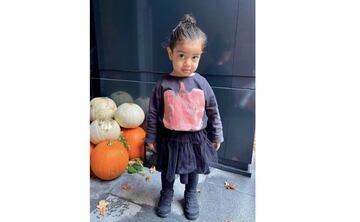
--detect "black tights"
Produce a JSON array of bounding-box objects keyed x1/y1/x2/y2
[{"x1": 161, "y1": 171, "x2": 199, "y2": 192}]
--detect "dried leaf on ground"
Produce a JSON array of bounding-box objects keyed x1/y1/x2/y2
[
  {"x1": 97, "y1": 200, "x2": 110, "y2": 217},
  {"x1": 121, "y1": 184, "x2": 131, "y2": 191},
  {"x1": 149, "y1": 166, "x2": 156, "y2": 173},
  {"x1": 224, "y1": 180, "x2": 236, "y2": 190},
  {"x1": 128, "y1": 165, "x2": 143, "y2": 174},
  {"x1": 128, "y1": 158, "x2": 143, "y2": 166},
  {"x1": 224, "y1": 219, "x2": 232, "y2": 222},
  {"x1": 145, "y1": 176, "x2": 151, "y2": 182},
  {"x1": 138, "y1": 170, "x2": 145, "y2": 176},
  {"x1": 127, "y1": 158, "x2": 144, "y2": 174}
]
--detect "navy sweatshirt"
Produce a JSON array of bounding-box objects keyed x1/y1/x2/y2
[{"x1": 145, "y1": 73, "x2": 224, "y2": 144}]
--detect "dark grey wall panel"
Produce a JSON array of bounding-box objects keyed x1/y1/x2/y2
[
  {"x1": 233, "y1": 0, "x2": 256, "y2": 77},
  {"x1": 93, "y1": 0, "x2": 240, "y2": 76}
]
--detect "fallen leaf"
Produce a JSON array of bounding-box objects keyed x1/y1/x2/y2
[
  {"x1": 97, "y1": 200, "x2": 110, "y2": 217},
  {"x1": 228, "y1": 183, "x2": 236, "y2": 189},
  {"x1": 224, "y1": 219, "x2": 232, "y2": 222},
  {"x1": 127, "y1": 166, "x2": 138, "y2": 174},
  {"x1": 121, "y1": 184, "x2": 131, "y2": 191},
  {"x1": 224, "y1": 180, "x2": 236, "y2": 190},
  {"x1": 127, "y1": 159, "x2": 144, "y2": 174},
  {"x1": 138, "y1": 170, "x2": 145, "y2": 176},
  {"x1": 145, "y1": 176, "x2": 151, "y2": 182},
  {"x1": 149, "y1": 166, "x2": 156, "y2": 173},
  {"x1": 128, "y1": 158, "x2": 143, "y2": 166}
]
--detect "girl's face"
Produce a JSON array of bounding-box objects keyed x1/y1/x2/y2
[{"x1": 167, "y1": 39, "x2": 203, "y2": 77}]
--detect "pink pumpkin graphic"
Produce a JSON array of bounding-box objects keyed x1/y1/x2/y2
[{"x1": 163, "y1": 81, "x2": 205, "y2": 131}]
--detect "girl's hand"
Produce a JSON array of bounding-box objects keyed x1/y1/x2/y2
[
  {"x1": 146, "y1": 143, "x2": 157, "y2": 153},
  {"x1": 214, "y1": 143, "x2": 221, "y2": 151}
]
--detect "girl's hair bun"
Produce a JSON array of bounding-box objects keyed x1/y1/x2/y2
[
  {"x1": 181, "y1": 14, "x2": 196, "y2": 25},
  {"x1": 167, "y1": 14, "x2": 207, "y2": 50}
]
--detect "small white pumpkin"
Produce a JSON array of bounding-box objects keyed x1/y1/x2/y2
[
  {"x1": 110, "y1": 91, "x2": 133, "y2": 107},
  {"x1": 134, "y1": 96, "x2": 150, "y2": 117},
  {"x1": 90, "y1": 119, "x2": 121, "y2": 144},
  {"x1": 114, "y1": 103, "x2": 145, "y2": 128},
  {"x1": 90, "y1": 97, "x2": 117, "y2": 122}
]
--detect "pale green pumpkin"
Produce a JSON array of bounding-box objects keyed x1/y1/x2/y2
[
  {"x1": 110, "y1": 91, "x2": 133, "y2": 107},
  {"x1": 90, "y1": 119, "x2": 121, "y2": 144},
  {"x1": 114, "y1": 103, "x2": 145, "y2": 128},
  {"x1": 90, "y1": 97, "x2": 117, "y2": 122},
  {"x1": 134, "y1": 96, "x2": 150, "y2": 117}
]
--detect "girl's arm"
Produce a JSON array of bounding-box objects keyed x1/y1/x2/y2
[
  {"x1": 145, "y1": 81, "x2": 162, "y2": 146},
  {"x1": 204, "y1": 81, "x2": 224, "y2": 145}
]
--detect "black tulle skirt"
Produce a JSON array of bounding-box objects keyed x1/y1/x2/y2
[{"x1": 156, "y1": 126, "x2": 218, "y2": 184}]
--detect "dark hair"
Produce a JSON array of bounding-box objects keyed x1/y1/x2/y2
[{"x1": 167, "y1": 14, "x2": 207, "y2": 50}]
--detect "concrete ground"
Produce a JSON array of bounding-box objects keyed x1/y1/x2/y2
[{"x1": 90, "y1": 153, "x2": 255, "y2": 222}]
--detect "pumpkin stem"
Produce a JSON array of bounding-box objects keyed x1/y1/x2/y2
[{"x1": 107, "y1": 139, "x2": 113, "y2": 146}]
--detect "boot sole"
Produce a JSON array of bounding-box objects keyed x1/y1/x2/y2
[
  {"x1": 185, "y1": 212, "x2": 199, "y2": 220},
  {"x1": 157, "y1": 213, "x2": 169, "y2": 218},
  {"x1": 157, "y1": 209, "x2": 171, "y2": 218}
]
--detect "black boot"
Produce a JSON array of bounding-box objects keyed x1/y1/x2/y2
[
  {"x1": 156, "y1": 189, "x2": 174, "y2": 218},
  {"x1": 184, "y1": 190, "x2": 199, "y2": 220}
]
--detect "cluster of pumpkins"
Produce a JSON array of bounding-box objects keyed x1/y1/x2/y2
[{"x1": 90, "y1": 91, "x2": 150, "y2": 181}]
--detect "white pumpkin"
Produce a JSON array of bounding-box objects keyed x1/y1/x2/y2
[
  {"x1": 90, "y1": 119, "x2": 121, "y2": 144},
  {"x1": 134, "y1": 96, "x2": 150, "y2": 117},
  {"x1": 90, "y1": 97, "x2": 117, "y2": 122},
  {"x1": 110, "y1": 91, "x2": 133, "y2": 107},
  {"x1": 114, "y1": 103, "x2": 145, "y2": 128}
]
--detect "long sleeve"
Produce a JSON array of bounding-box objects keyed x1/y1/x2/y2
[
  {"x1": 145, "y1": 81, "x2": 163, "y2": 144},
  {"x1": 204, "y1": 82, "x2": 224, "y2": 143}
]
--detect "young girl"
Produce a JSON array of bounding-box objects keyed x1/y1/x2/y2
[{"x1": 145, "y1": 14, "x2": 224, "y2": 220}]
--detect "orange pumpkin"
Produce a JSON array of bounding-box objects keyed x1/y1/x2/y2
[
  {"x1": 122, "y1": 127, "x2": 146, "y2": 159},
  {"x1": 90, "y1": 142, "x2": 95, "y2": 158},
  {"x1": 90, "y1": 139, "x2": 129, "y2": 180},
  {"x1": 90, "y1": 142, "x2": 96, "y2": 177}
]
